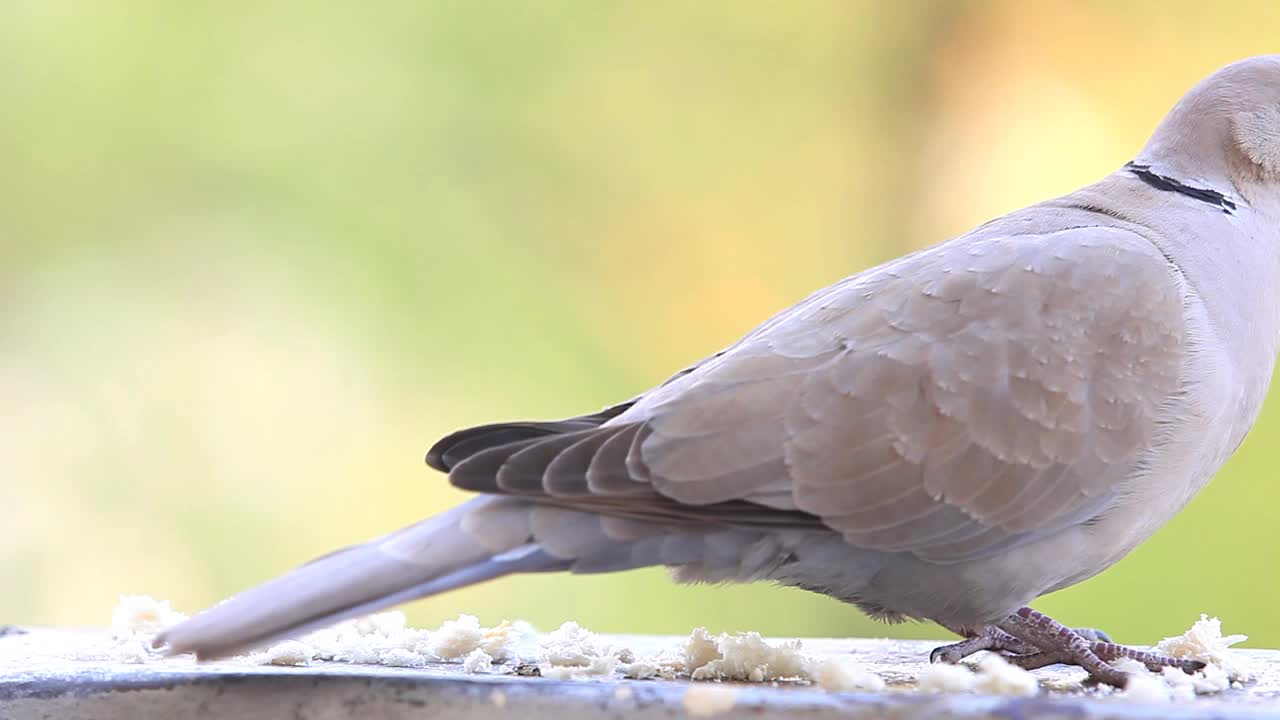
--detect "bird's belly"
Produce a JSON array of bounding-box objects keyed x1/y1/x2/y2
[{"x1": 1053, "y1": 328, "x2": 1252, "y2": 588}]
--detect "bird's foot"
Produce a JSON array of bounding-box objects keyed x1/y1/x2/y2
[
  {"x1": 993, "y1": 607, "x2": 1203, "y2": 687},
  {"x1": 931, "y1": 622, "x2": 1110, "y2": 664},
  {"x1": 1002, "y1": 643, "x2": 1205, "y2": 677},
  {"x1": 930, "y1": 625, "x2": 1036, "y2": 664},
  {"x1": 932, "y1": 610, "x2": 1200, "y2": 687}
]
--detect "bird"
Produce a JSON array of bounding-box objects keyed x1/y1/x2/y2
[{"x1": 159, "y1": 55, "x2": 1280, "y2": 687}]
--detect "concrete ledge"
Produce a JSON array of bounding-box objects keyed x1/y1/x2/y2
[{"x1": 3, "y1": 630, "x2": 1280, "y2": 719}]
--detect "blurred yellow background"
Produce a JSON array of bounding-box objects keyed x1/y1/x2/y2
[{"x1": 3, "y1": 2, "x2": 1278, "y2": 647}]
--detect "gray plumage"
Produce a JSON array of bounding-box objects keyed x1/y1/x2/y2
[{"x1": 161, "y1": 56, "x2": 1280, "y2": 665}]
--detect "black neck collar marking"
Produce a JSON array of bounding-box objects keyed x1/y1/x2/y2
[{"x1": 1124, "y1": 162, "x2": 1236, "y2": 214}]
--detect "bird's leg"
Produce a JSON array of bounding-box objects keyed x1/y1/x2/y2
[
  {"x1": 930, "y1": 623, "x2": 1037, "y2": 663},
  {"x1": 995, "y1": 608, "x2": 1127, "y2": 686},
  {"x1": 995, "y1": 608, "x2": 1203, "y2": 686},
  {"x1": 931, "y1": 620, "x2": 1115, "y2": 665},
  {"x1": 0, "y1": 626, "x2": 24, "y2": 638}
]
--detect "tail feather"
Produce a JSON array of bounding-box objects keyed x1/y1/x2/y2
[
  {"x1": 425, "y1": 402, "x2": 635, "y2": 473},
  {"x1": 160, "y1": 395, "x2": 796, "y2": 662},
  {"x1": 158, "y1": 495, "x2": 788, "y2": 660},
  {"x1": 158, "y1": 499, "x2": 557, "y2": 659}
]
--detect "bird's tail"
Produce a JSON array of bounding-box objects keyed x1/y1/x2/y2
[{"x1": 158, "y1": 498, "x2": 569, "y2": 660}]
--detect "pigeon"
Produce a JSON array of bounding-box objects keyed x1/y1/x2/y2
[{"x1": 160, "y1": 55, "x2": 1280, "y2": 687}]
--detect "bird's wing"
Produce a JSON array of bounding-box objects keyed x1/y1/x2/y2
[{"x1": 440, "y1": 225, "x2": 1185, "y2": 563}]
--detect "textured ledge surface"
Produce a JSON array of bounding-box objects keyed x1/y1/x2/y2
[{"x1": 3, "y1": 629, "x2": 1280, "y2": 719}]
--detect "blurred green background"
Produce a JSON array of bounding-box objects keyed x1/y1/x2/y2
[{"x1": 3, "y1": 1, "x2": 1279, "y2": 647}]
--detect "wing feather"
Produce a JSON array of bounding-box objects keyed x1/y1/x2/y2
[
  {"x1": 630, "y1": 226, "x2": 1184, "y2": 562},
  {"x1": 437, "y1": 225, "x2": 1184, "y2": 565}
]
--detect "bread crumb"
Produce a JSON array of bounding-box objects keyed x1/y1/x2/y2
[
  {"x1": 683, "y1": 628, "x2": 721, "y2": 674},
  {"x1": 1118, "y1": 671, "x2": 1174, "y2": 702},
  {"x1": 973, "y1": 654, "x2": 1039, "y2": 696},
  {"x1": 685, "y1": 628, "x2": 810, "y2": 681},
  {"x1": 429, "y1": 614, "x2": 485, "y2": 660},
  {"x1": 379, "y1": 648, "x2": 428, "y2": 668},
  {"x1": 538, "y1": 664, "x2": 578, "y2": 680},
  {"x1": 108, "y1": 637, "x2": 155, "y2": 664},
  {"x1": 812, "y1": 655, "x2": 886, "y2": 692},
  {"x1": 682, "y1": 684, "x2": 738, "y2": 717},
  {"x1": 94, "y1": 597, "x2": 887, "y2": 691},
  {"x1": 1155, "y1": 615, "x2": 1253, "y2": 681},
  {"x1": 259, "y1": 640, "x2": 314, "y2": 666},
  {"x1": 540, "y1": 622, "x2": 610, "y2": 666},
  {"x1": 114, "y1": 594, "x2": 1258, "y2": 703},
  {"x1": 463, "y1": 648, "x2": 494, "y2": 673},
  {"x1": 1111, "y1": 659, "x2": 1233, "y2": 701},
  {"x1": 1179, "y1": 663, "x2": 1231, "y2": 694},
  {"x1": 1110, "y1": 658, "x2": 1148, "y2": 674},
  {"x1": 917, "y1": 662, "x2": 977, "y2": 692},
  {"x1": 622, "y1": 658, "x2": 660, "y2": 679},
  {"x1": 1157, "y1": 666, "x2": 1213, "y2": 699},
  {"x1": 529, "y1": 622, "x2": 857, "y2": 685},
  {"x1": 111, "y1": 595, "x2": 189, "y2": 640},
  {"x1": 242, "y1": 611, "x2": 522, "y2": 669},
  {"x1": 676, "y1": 629, "x2": 885, "y2": 688},
  {"x1": 1105, "y1": 614, "x2": 1254, "y2": 700},
  {"x1": 479, "y1": 621, "x2": 519, "y2": 660},
  {"x1": 267, "y1": 611, "x2": 426, "y2": 665},
  {"x1": 107, "y1": 595, "x2": 189, "y2": 663},
  {"x1": 536, "y1": 621, "x2": 625, "y2": 679}
]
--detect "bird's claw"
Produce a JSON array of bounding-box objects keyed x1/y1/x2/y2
[
  {"x1": 930, "y1": 626, "x2": 1035, "y2": 664},
  {"x1": 931, "y1": 610, "x2": 1201, "y2": 688}
]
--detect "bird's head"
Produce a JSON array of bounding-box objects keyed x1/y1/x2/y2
[
  {"x1": 1139, "y1": 55, "x2": 1280, "y2": 201},
  {"x1": 1227, "y1": 57, "x2": 1280, "y2": 181}
]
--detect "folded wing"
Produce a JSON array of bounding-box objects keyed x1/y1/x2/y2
[{"x1": 441, "y1": 226, "x2": 1186, "y2": 563}]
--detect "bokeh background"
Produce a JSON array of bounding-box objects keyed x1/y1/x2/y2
[{"x1": 3, "y1": 1, "x2": 1279, "y2": 647}]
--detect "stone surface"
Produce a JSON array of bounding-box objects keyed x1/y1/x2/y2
[{"x1": 3, "y1": 629, "x2": 1280, "y2": 719}]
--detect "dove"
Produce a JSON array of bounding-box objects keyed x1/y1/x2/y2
[{"x1": 159, "y1": 56, "x2": 1280, "y2": 686}]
